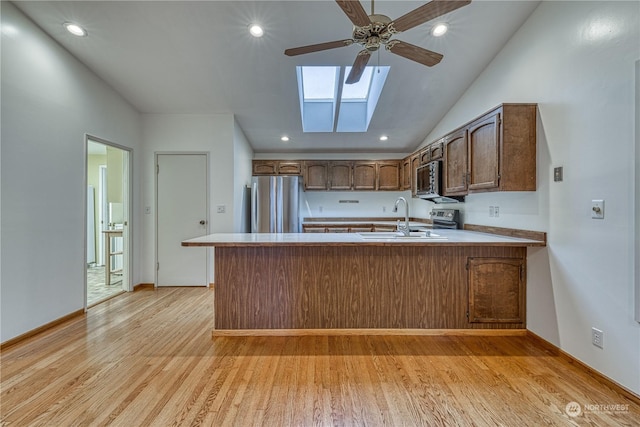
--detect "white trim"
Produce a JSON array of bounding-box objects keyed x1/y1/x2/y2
[{"x1": 84, "y1": 134, "x2": 134, "y2": 313}]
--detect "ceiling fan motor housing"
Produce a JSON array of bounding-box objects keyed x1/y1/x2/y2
[{"x1": 352, "y1": 14, "x2": 394, "y2": 51}]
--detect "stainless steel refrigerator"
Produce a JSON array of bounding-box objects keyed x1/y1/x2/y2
[{"x1": 251, "y1": 175, "x2": 300, "y2": 233}]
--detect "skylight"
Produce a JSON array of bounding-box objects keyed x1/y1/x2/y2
[{"x1": 296, "y1": 65, "x2": 389, "y2": 133}]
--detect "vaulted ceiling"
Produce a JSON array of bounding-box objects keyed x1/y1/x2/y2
[{"x1": 14, "y1": 1, "x2": 540, "y2": 153}]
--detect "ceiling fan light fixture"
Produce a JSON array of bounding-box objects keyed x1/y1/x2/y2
[
  {"x1": 248, "y1": 24, "x2": 264, "y2": 38},
  {"x1": 431, "y1": 23, "x2": 448, "y2": 37},
  {"x1": 63, "y1": 22, "x2": 87, "y2": 37}
]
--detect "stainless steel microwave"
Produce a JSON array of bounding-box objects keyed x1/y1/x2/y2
[
  {"x1": 416, "y1": 160, "x2": 463, "y2": 203},
  {"x1": 416, "y1": 160, "x2": 440, "y2": 198}
]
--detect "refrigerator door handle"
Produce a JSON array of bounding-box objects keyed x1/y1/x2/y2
[
  {"x1": 270, "y1": 176, "x2": 277, "y2": 233},
  {"x1": 251, "y1": 181, "x2": 258, "y2": 233},
  {"x1": 276, "y1": 176, "x2": 284, "y2": 233}
]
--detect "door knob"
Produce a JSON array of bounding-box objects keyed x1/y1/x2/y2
[{"x1": 199, "y1": 220, "x2": 206, "y2": 225}]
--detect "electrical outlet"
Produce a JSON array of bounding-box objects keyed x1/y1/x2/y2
[
  {"x1": 489, "y1": 206, "x2": 495, "y2": 217},
  {"x1": 494, "y1": 206, "x2": 500, "y2": 218},
  {"x1": 382, "y1": 206, "x2": 386, "y2": 213},
  {"x1": 592, "y1": 327, "x2": 604, "y2": 349},
  {"x1": 591, "y1": 200, "x2": 604, "y2": 219},
  {"x1": 216, "y1": 205, "x2": 226, "y2": 214},
  {"x1": 319, "y1": 206, "x2": 323, "y2": 213}
]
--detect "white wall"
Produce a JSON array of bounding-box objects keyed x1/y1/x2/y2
[
  {"x1": 1, "y1": 3, "x2": 142, "y2": 342},
  {"x1": 233, "y1": 120, "x2": 254, "y2": 233},
  {"x1": 140, "y1": 113, "x2": 250, "y2": 284},
  {"x1": 416, "y1": 1, "x2": 640, "y2": 394},
  {"x1": 301, "y1": 191, "x2": 411, "y2": 219}
]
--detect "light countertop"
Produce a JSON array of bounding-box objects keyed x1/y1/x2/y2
[{"x1": 182, "y1": 229, "x2": 545, "y2": 248}]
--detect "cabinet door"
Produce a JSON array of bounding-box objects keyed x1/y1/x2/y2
[
  {"x1": 278, "y1": 161, "x2": 302, "y2": 175},
  {"x1": 353, "y1": 162, "x2": 376, "y2": 190},
  {"x1": 429, "y1": 141, "x2": 444, "y2": 160},
  {"x1": 419, "y1": 148, "x2": 431, "y2": 165},
  {"x1": 443, "y1": 129, "x2": 468, "y2": 195},
  {"x1": 468, "y1": 113, "x2": 500, "y2": 191},
  {"x1": 410, "y1": 154, "x2": 420, "y2": 197},
  {"x1": 304, "y1": 161, "x2": 329, "y2": 190},
  {"x1": 252, "y1": 160, "x2": 278, "y2": 175},
  {"x1": 401, "y1": 156, "x2": 411, "y2": 190},
  {"x1": 328, "y1": 161, "x2": 353, "y2": 190},
  {"x1": 377, "y1": 161, "x2": 401, "y2": 190},
  {"x1": 468, "y1": 257, "x2": 525, "y2": 323}
]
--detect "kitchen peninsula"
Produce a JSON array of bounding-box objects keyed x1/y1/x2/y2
[{"x1": 183, "y1": 227, "x2": 545, "y2": 336}]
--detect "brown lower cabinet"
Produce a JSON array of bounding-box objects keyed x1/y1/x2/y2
[
  {"x1": 467, "y1": 257, "x2": 525, "y2": 324},
  {"x1": 213, "y1": 245, "x2": 528, "y2": 330},
  {"x1": 302, "y1": 225, "x2": 375, "y2": 233}
]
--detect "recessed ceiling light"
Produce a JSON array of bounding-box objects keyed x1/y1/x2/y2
[
  {"x1": 63, "y1": 22, "x2": 87, "y2": 37},
  {"x1": 249, "y1": 24, "x2": 264, "y2": 38},
  {"x1": 431, "y1": 23, "x2": 448, "y2": 37},
  {"x1": 281, "y1": 136, "x2": 290, "y2": 142},
  {"x1": 379, "y1": 135, "x2": 389, "y2": 141}
]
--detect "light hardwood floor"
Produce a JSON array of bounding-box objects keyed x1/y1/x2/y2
[{"x1": 1, "y1": 287, "x2": 638, "y2": 426}]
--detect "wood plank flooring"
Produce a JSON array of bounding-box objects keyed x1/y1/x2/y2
[{"x1": 1, "y1": 287, "x2": 639, "y2": 426}]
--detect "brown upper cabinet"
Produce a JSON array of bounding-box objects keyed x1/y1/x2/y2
[
  {"x1": 304, "y1": 161, "x2": 329, "y2": 190},
  {"x1": 254, "y1": 103, "x2": 535, "y2": 196},
  {"x1": 443, "y1": 103, "x2": 537, "y2": 196},
  {"x1": 353, "y1": 162, "x2": 377, "y2": 190},
  {"x1": 401, "y1": 156, "x2": 411, "y2": 190},
  {"x1": 328, "y1": 161, "x2": 353, "y2": 190},
  {"x1": 443, "y1": 128, "x2": 468, "y2": 195},
  {"x1": 377, "y1": 161, "x2": 401, "y2": 191},
  {"x1": 298, "y1": 160, "x2": 401, "y2": 191},
  {"x1": 410, "y1": 153, "x2": 420, "y2": 197},
  {"x1": 419, "y1": 147, "x2": 431, "y2": 165},
  {"x1": 428, "y1": 141, "x2": 444, "y2": 160},
  {"x1": 252, "y1": 160, "x2": 302, "y2": 176}
]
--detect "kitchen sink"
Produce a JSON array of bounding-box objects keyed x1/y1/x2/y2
[{"x1": 357, "y1": 231, "x2": 447, "y2": 240}]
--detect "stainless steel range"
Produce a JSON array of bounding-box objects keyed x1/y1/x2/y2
[{"x1": 430, "y1": 209, "x2": 461, "y2": 229}]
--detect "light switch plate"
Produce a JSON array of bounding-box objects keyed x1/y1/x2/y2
[
  {"x1": 554, "y1": 166, "x2": 563, "y2": 182},
  {"x1": 591, "y1": 200, "x2": 604, "y2": 219}
]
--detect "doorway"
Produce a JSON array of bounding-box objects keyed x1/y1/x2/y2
[
  {"x1": 85, "y1": 137, "x2": 132, "y2": 307},
  {"x1": 155, "y1": 153, "x2": 209, "y2": 287}
]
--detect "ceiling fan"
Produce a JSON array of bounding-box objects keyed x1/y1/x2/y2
[{"x1": 284, "y1": 0, "x2": 471, "y2": 84}]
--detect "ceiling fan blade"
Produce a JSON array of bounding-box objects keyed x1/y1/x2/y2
[
  {"x1": 335, "y1": 0, "x2": 371, "y2": 28},
  {"x1": 391, "y1": 0, "x2": 471, "y2": 33},
  {"x1": 387, "y1": 40, "x2": 443, "y2": 67},
  {"x1": 345, "y1": 50, "x2": 371, "y2": 84},
  {"x1": 284, "y1": 39, "x2": 354, "y2": 56}
]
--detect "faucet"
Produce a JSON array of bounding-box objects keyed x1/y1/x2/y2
[{"x1": 393, "y1": 197, "x2": 410, "y2": 236}]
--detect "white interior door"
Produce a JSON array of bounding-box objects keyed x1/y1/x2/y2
[{"x1": 156, "y1": 153, "x2": 208, "y2": 287}]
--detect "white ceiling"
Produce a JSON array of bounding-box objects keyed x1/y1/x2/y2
[{"x1": 14, "y1": 0, "x2": 540, "y2": 154}]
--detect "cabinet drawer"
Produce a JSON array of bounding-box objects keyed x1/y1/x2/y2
[{"x1": 278, "y1": 161, "x2": 302, "y2": 175}]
